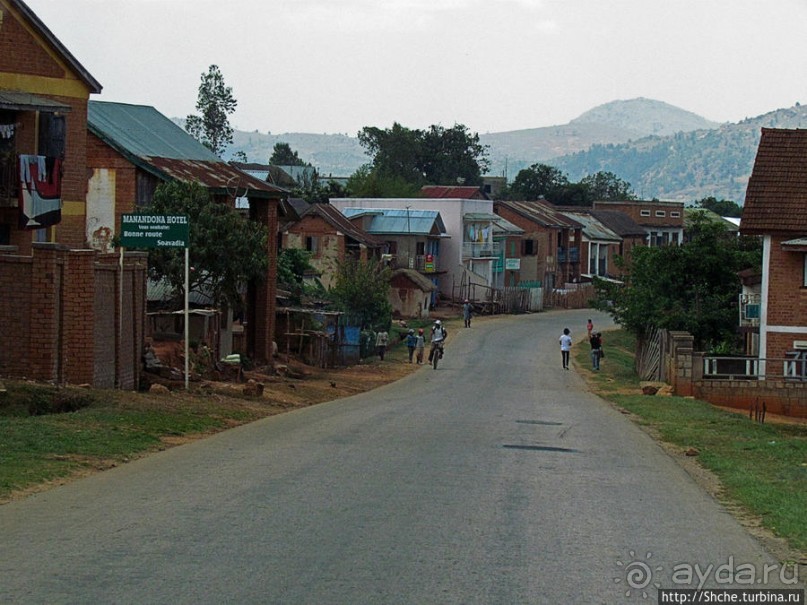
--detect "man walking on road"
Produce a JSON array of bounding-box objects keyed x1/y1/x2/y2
[{"x1": 559, "y1": 327, "x2": 572, "y2": 370}]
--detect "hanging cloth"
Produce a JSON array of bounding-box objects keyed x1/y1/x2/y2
[{"x1": 18, "y1": 154, "x2": 63, "y2": 230}]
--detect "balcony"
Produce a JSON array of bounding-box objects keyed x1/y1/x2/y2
[
  {"x1": 462, "y1": 241, "x2": 501, "y2": 259},
  {"x1": 385, "y1": 254, "x2": 439, "y2": 274}
]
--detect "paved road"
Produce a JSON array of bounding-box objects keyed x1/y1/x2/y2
[{"x1": 0, "y1": 310, "x2": 800, "y2": 604}]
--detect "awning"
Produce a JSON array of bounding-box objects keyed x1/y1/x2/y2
[
  {"x1": 781, "y1": 237, "x2": 807, "y2": 252},
  {"x1": 0, "y1": 91, "x2": 72, "y2": 113}
]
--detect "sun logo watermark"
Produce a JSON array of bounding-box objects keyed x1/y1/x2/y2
[{"x1": 615, "y1": 550, "x2": 663, "y2": 599}]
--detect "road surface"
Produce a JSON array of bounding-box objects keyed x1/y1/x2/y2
[{"x1": 0, "y1": 310, "x2": 800, "y2": 604}]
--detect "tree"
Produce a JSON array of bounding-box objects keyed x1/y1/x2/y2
[
  {"x1": 269, "y1": 142, "x2": 308, "y2": 167},
  {"x1": 358, "y1": 122, "x2": 424, "y2": 184},
  {"x1": 185, "y1": 65, "x2": 237, "y2": 156},
  {"x1": 329, "y1": 258, "x2": 392, "y2": 330},
  {"x1": 695, "y1": 196, "x2": 743, "y2": 218},
  {"x1": 357, "y1": 121, "x2": 489, "y2": 190},
  {"x1": 580, "y1": 171, "x2": 635, "y2": 201},
  {"x1": 420, "y1": 124, "x2": 489, "y2": 185},
  {"x1": 507, "y1": 163, "x2": 570, "y2": 202},
  {"x1": 591, "y1": 213, "x2": 761, "y2": 350},
  {"x1": 345, "y1": 164, "x2": 421, "y2": 198},
  {"x1": 145, "y1": 181, "x2": 268, "y2": 311}
]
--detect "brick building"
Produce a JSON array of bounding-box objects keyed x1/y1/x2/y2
[
  {"x1": 493, "y1": 200, "x2": 583, "y2": 289},
  {"x1": 0, "y1": 0, "x2": 148, "y2": 388},
  {"x1": 593, "y1": 200, "x2": 684, "y2": 247},
  {"x1": 86, "y1": 101, "x2": 288, "y2": 364},
  {"x1": 740, "y1": 128, "x2": 807, "y2": 365},
  {"x1": 283, "y1": 203, "x2": 382, "y2": 290}
]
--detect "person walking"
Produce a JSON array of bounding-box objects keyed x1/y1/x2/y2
[
  {"x1": 589, "y1": 331, "x2": 602, "y2": 371},
  {"x1": 463, "y1": 299, "x2": 473, "y2": 328},
  {"x1": 586, "y1": 318, "x2": 594, "y2": 339},
  {"x1": 405, "y1": 329, "x2": 417, "y2": 363},
  {"x1": 375, "y1": 329, "x2": 389, "y2": 361},
  {"x1": 415, "y1": 328, "x2": 425, "y2": 364},
  {"x1": 559, "y1": 327, "x2": 572, "y2": 370}
]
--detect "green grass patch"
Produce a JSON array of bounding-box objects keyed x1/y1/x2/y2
[
  {"x1": 0, "y1": 382, "x2": 267, "y2": 501},
  {"x1": 576, "y1": 330, "x2": 807, "y2": 554}
]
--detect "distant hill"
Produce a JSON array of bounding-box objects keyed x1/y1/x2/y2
[
  {"x1": 219, "y1": 98, "x2": 807, "y2": 203},
  {"x1": 550, "y1": 104, "x2": 807, "y2": 203},
  {"x1": 227, "y1": 130, "x2": 368, "y2": 177},
  {"x1": 480, "y1": 97, "x2": 720, "y2": 178}
]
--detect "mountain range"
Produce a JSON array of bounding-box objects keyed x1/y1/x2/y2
[{"x1": 224, "y1": 97, "x2": 807, "y2": 203}]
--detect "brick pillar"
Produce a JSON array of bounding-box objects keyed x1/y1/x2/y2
[
  {"x1": 61, "y1": 249, "x2": 97, "y2": 385},
  {"x1": 29, "y1": 243, "x2": 63, "y2": 382},
  {"x1": 247, "y1": 197, "x2": 279, "y2": 366}
]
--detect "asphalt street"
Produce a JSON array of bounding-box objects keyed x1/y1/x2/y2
[{"x1": 0, "y1": 310, "x2": 800, "y2": 604}]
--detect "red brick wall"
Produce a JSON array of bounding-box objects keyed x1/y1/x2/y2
[
  {"x1": 0, "y1": 245, "x2": 147, "y2": 388},
  {"x1": 0, "y1": 5, "x2": 65, "y2": 78},
  {"x1": 0, "y1": 249, "x2": 32, "y2": 377},
  {"x1": 594, "y1": 201, "x2": 684, "y2": 228}
]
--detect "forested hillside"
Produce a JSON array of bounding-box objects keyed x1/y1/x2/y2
[{"x1": 551, "y1": 105, "x2": 807, "y2": 203}]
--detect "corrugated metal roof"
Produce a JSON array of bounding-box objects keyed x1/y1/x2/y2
[
  {"x1": 88, "y1": 101, "x2": 285, "y2": 197},
  {"x1": 494, "y1": 200, "x2": 582, "y2": 229},
  {"x1": 560, "y1": 211, "x2": 621, "y2": 242},
  {"x1": 590, "y1": 209, "x2": 647, "y2": 237},
  {"x1": 0, "y1": 91, "x2": 71, "y2": 113},
  {"x1": 301, "y1": 204, "x2": 382, "y2": 247},
  {"x1": 463, "y1": 212, "x2": 524, "y2": 235},
  {"x1": 340, "y1": 208, "x2": 447, "y2": 236},
  {"x1": 89, "y1": 101, "x2": 221, "y2": 161}
]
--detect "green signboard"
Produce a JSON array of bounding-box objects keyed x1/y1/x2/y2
[{"x1": 120, "y1": 214, "x2": 189, "y2": 249}]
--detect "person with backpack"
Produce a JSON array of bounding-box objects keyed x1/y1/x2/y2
[{"x1": 405, "y1": 329, "x2": 417, "y2": 363}]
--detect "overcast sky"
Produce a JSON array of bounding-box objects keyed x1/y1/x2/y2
[{"x1": 23, "y1": 0, "x2": 807, "y2": 136}]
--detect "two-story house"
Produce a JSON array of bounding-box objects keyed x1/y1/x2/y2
[
  {"x1": 594, "y1": 200, "x2": 684, "y2": 247},
  {"x1": 330, "y1": 197, "x2": 521, "y2": 302},
  {"x1": 740, "y1": 128, "x2": 807, "y2": 370},
  {"x1": 283, "y1": 202, "x2": 383, "y2": 290},
  {"x1": 493, "y1": 200, "x2": 583, "y2": 290}
]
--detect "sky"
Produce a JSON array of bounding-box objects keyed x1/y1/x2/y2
[{"x1": 21, "y1": 0, "x2": 807, "y2": 136}]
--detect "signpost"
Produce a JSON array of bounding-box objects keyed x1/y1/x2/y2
[{"x1": 120, "y1": 214, "x2": 190, "y2": 389}]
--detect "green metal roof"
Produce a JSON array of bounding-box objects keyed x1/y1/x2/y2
[{"x1": 88, "y1": 101, "x2": 221, "y2": 161}]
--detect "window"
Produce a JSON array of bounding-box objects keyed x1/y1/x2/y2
[
  {"x1": 655, "y1": 210, "x2": 666, "y2": 217},
  {"x1": 38, "y1": 113, "x2": 66, "y2": 158},
  {"x1": 305, "y1": 235, "x2": 319, "y2": 254},
  {"x1": 416, "y1": 241, "x2": 425, "y2": 255},
  {"x1": 523, "y1": 239, "x2": 536, "y2": 255},
  {"x1": 670, "y1": 211, "x2": 681, "y2": 218},
  {"x1": 640, "y1": 210, "x2": 651, "y2": 217}
]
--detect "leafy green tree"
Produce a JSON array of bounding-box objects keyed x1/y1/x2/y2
[
  {"x1": 269, "y1": 142, "x2": 308, "y2": 167},
  {"x1": 329, "y1": 259, "x2": 392, "y2": 330},
  {"x1": 345, "y1": 164, "x2": 421, "y2": 198},
  {"x1": 185, "y1": 65, "x2": 237, "y2": 156},
  {"x1": 591, "y1": 213, "x2": 761, "y2": 350},
  {"x1": 695, "y1": 196, "x2": 743, "y2": 218},
  {"x1": 145, "y1": 181, "x2": 268, "y2": 310},
  {"x1": 580, "y1": 171, "x2": 636, "y2": 201},
  {"x1": 507, "y1": 163, "x2": 570, "y2": 202},
  {"x1": 420, "y1": 124, "x2": 489, "y2": 185},
  {"x1": 358, "y1": 122, "x2": 424, "y2": 184},
  {"x1": 357, "y1": 121, "x2": 489, "y2": 190}
]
